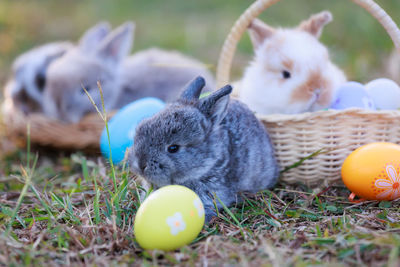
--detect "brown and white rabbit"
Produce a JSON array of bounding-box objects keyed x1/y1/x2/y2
[
  {"x1": 43, "y1": 22, "x2": 215, "y2": 123},
  {"x1": 4, "y1": 22, "x2": 111, "y2": 114},
  {"x1": 239, "y1": 11, "x2": 346, "y2": 114}
]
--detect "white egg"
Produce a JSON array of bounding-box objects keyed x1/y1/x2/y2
[{"x1": 365, "y1": 78, "x2": 400, "y2": 110}]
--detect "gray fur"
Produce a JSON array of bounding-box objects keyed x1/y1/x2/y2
[
  {"x1": 116, "y1": 48, "x2": 214, "y2": 107},
  {"x1": 78, "y1": 21, "x2": 111, "y2": 53},
  {"x1": 4, "y1": 41, "x2": 73, "y2": 114},
  {"x1": 129, "y1": 76, "x2": 279, "y2": 222},
  {"x1": 43, "y1": 22, "x2": 214, "y2": 122},
  {"x1": 43, "y1": 22, "x2": 133, "y2": 122},
  {"x1": 5, "y1": 21, "x2": 111, "y2": 115},
  {"x1": 180, "y1": 76, "x2": 205, "y2": 100}
]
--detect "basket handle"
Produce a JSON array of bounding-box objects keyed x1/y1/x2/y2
[{"x1": 216, "y1": 0, "x2": 400, "y2": 87}]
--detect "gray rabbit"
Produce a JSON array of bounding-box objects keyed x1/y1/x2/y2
[
  {"x1": 44, "y1": 22, "x2": 215, "y2": 123},
  {"x1": 4, "y1": 21, "x2": 111, "y2": 114},
  {"x1": 129, "y1": 76, "x2": 279, "y2": 221},
  {"x1": 4, "y1": 41, "x2": 73, "y2": 114},
  {"x1": 117, "y1": 47, "x2": 215, "y2": 108}
]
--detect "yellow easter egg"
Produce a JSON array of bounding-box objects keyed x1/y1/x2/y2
[
  {"x1": 134, "y1": 185, "x2": 205, "y2": 251},
  {"x1": 342, "y1": 142, "x2": 400, "y2": 200}
]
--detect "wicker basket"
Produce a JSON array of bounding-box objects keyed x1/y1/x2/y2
[
  {"x1": 2, "y1": 97, "x2": 105, "y2": 150},
  {"x1": 216, "y1": 0, "x2": 400, "y2": 185}
]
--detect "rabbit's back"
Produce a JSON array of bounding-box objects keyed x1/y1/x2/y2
[
  {"x1": 117, "y1": 48, "x2": 214, "y2": 106},
  {"x1": 224, "y1": 100, "x2": 279, "y2": 192}
]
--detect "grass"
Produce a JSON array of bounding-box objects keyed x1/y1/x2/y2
[{"x1": 0, "y1": 144, "x2": 399, "y2": 266}]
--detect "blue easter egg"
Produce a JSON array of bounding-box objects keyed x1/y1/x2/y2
[
  {"x1": 100, "y1": 98, "x2": 165, "y2": 164},
  {"x1": 331, "y1": 81, "x2": 375, "y2": 110}
]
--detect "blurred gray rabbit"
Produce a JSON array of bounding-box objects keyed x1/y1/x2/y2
[
  {"x1": 129, "y1": 76, "x2": 279, "y2": 221},
  {"x1": 43, "y1": 21, "x2": 215, "y2": 123},
  {"x1": 4, "y1": 21, "x2": 111, "y2": 114},
  {"x1": 117, "y1": 48, "x2": 215, "y2": 108},
  {"x1": 4, "y1": 42, "x2": 72, "y2": 114}
]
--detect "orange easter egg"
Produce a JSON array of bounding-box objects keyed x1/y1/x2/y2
[{"x1": 341, "y1": 142, "x2": 400, "y2": 201}]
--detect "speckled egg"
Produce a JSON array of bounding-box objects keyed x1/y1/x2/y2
[
  {"x1": 341, "y1": 142, "x2": 400, "y2": 201},
  {"x1": 100, "y1": 98, "x2": 165, "y2": 164},
  {"x1": 365, "y1": 78, "x2": 400, "y2": 110},
  {"x1": 134, "y1": 185, "x2": 205, "y2": 251},
  {"x1": 331, "y1": 81, "x2": 375, "y2": 110}
]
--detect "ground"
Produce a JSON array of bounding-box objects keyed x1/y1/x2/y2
[
  {"x1": 0, "y1": 148, "x2": 399, "y2": 266},
  {"x1": 1, "y1": 0, "x2": 400, "y2": 266}
]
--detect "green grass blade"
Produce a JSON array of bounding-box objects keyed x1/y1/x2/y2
[
  {"x1": 94, "y1": 188, "x2": 100, "y2": 224},
  {"x1": 280, "y1": 149, "x2": 325, "y2": 174},
  {"x1": 214, "y1": 193, "x2": 243, "y2": 230},
  {"x1": 30, "y1": 184, "x2": 54, "y2": 219},
  {"x1": 26, "y1": 123, "x2": 31, "y2": 170},
  {"x1": 81, "y1": 157, "x2": 90, "y2": 183},
  {"x1": 5, "y1": 168, "x2": 31, "y2": 235},
  {"x1": 83, "y1": 82, "x2": 118, "y2": 193}
]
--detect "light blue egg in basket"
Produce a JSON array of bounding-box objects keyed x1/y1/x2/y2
[
  {"x1": 331, "y1": 81, "x2": 375, "y2": 110},
  {"x1": 100, "y1": 97, "x2": 165, "y2": 164}
]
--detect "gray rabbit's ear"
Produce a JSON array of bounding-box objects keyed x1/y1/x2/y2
[
  {"x1": 79, "y1": 21, "x2": 111, "y2": 52},
  {"x1": 180, "y1": 76, "x2": 206, "y2": 100},
  {"x1": 43, "y1": 44, "x2": 71, "y2": 67},
  {"x1": 248, "y1": 19, "x2": 275, "y2": 50},
  {"x1": 95, "y1": 21, "x2": 135, "y2": 65},
  {"x1": 199, "y1": 84, "x2": 232, "y2": 124},
  {"x1": 298, "y1": 11, "x2": 332, "y2": 38}
]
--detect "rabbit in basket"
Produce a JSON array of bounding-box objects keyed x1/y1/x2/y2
[
  {"x1": 129, "y1": 76, "x2": 280, "y2": 222},
  {"x1": 3, "y1": 22, "x2": 111, "y2": 114},
  {"x1": 43, "y1": 22, "x2": 215, "y2": 123},
  {"x1": 239, "y1": 11, "x2": 346, "y2": 114},
  {"x1": 4, "y1": 42, "x2": 72, "y2": 114}
]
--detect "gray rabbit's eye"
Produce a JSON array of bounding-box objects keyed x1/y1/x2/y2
[
  {"x1": 282, "y1": 70, "x2": 291, "y2": 79},
  {"x1": 35, "y1": 73, "x2": 46, "y2": 92},
  {"x1": 167, "y1": 145, "x2": 179, "y2": 153}
]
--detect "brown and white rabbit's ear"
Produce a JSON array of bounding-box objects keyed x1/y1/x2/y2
[
  {"x1": 248, "y1": 19, "x2": 275, "y2": 50},
  {"x1": 297, "y1": 11, "x2": 332, "y2": 39},
  {"x1": 95, "y1": 21, "x2": 134, "y2": 65},
  {"x1": 199, "y1": 84, "x2": 232, "y2": 124},
  {"x1": 78, "y1": 21, "x2": 111, "y2": 52}
]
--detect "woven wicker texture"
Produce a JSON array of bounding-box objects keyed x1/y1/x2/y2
[
  {"x1": 216, "y1": 0, "x2": 400, "y2": 185},
  {"x1": 2, "y1": 98, "x2": 105, "y2": 150}
]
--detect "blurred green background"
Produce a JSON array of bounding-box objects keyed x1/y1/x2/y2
[{"x1": 0, "y1": 0, "x2": 399, "y2": 97}]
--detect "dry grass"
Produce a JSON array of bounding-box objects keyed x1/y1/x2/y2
[{"x1": 0, "y1": 146, "x2": 399, "y2": 266}]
